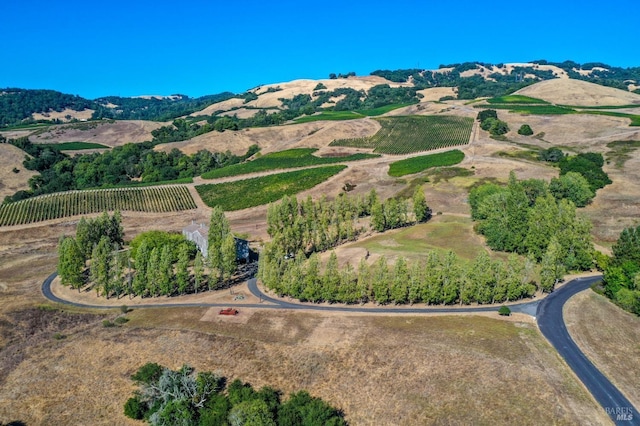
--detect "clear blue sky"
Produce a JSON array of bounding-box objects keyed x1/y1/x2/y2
[{"x1": 1, "y1": 0, "x2": 636, "y2": 99}]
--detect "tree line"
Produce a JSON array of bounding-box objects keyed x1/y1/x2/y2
[
  {"x1": 57, "y1": 209, "x2": 241, "y2": 299},
  {"x1": 265, "y1": 189, "x2": 429, "y2": 257},
  {"x1": 124, "y1": 362, "x2": 346, "y2": 425},
  {"x1": 259, "y1": 248, "x2": 541, "y2": 305},
  {"x1": 602, "y1": 225, "x2": 640, "y2": 315},
  {"x1": 2, "y1": 137, "x2": 256, "y2": 202}
]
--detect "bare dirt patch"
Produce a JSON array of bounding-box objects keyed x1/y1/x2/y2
[{"x1": 564, "y1": 290, "x2": 640, "y2": 410}]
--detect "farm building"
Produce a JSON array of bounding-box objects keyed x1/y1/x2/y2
[{"x1": 182, "y1": 221, "x2": 250, "y2": 262}]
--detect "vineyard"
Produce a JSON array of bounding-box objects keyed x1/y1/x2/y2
[
  {"x1": 388, "y1": 149, "x2": 465, "y2": 177},
  {"x1": 201, "y1": 148, "x2": 378, "y2": 179},
  {"x1": 0, "y1": 186, "x2": 196, "y2": 226},
  {"x1": 330, "y1": 116, "x2": 474, "y2": 154},
  {"x1": 196, "y1": 165, "x2": 346, "y2": 211}
]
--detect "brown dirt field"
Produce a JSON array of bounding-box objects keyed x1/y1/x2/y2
[
  {"x1": 564, "y1": 290, "x2": 640, "y2": 410},
  {"x1": 0, "y1": 144, "x2": 37, "y2": 200},
  {"x1": 515, "y1": 79, "x2": 640, "y2": 106},
  {"x1": 29, "y1": 120, "x2": 165, "y2": 147}
]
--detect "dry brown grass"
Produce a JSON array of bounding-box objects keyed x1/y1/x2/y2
[
  {"x1": 0, "y1": 143, "x2": 37, "y2": 200},
  {"x1": 0, "y1": 303, "x2": 609, "y2": 425},
  {"x1": 29, "y1": 120, "x2": 165, "y2": 147},
  {"x1": 515, "y1": 79, "x2": 640, "y2": 106},
  {"x1": 156, "y1": 118, "x2": 381, "y2": 156},
  {"x1": 32, "y1": 108, "x2": 94, "y2": 122},
  {"x1": 564, "y1": 290, "x2": 640, "y2": 410}
]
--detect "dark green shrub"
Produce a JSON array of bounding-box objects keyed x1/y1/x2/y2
[
  {"x1": 124, "y1": 396, "x2": 145, "y2": 420},
  {"x1": 102, "y1": 320, "x2": 115, "y2": 327},
  {"x1": 498, "y1": 306, "x2": 511, "y2": 316},
  {"x1": 115, "y1": 317, "x2": 129, "y2": 325},
  {"x1": 518, "y1": 124, "x2": 533, "y2": 135}
]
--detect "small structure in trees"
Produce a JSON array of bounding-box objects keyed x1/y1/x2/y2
[{"x1": 182, "y1": 221, "x2": 250, "y2": 262}]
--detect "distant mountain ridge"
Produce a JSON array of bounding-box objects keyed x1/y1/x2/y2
[{"x1": 2, "y1": 60, "x2": 639, "y2": 128}]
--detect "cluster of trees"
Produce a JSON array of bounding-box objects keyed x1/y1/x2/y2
[
  {"x1": 124, "y1": 363, "x2": 345, "y2": 425},
  {"x1": 259, "y1": 247, "x2": 540, "y2": 305},
  {"x1": 470, "y1": 172, "x2": 594, "y2": 283},
  {"x1": 58, "y1": 210, "x2": 241, "y2": 299},
  {"x1": 3, "y1": 137, "x2": 256, "y2": 202},
  {"x1": 0, "y1": 88, "x2": 236, "y2": 128},
  {"x1": 0, "y1": 88, "x2": 93, "y2": 127},
  {"x1": 477, "y1": 109, "x2": 509, "y2": 136},
  {"x1": 602, "y1": 226, "x2": 640, "y2": 315},
  {"x1": 265, "y1": 190, "x2": 429, "y2": 257},
  {"x1": 371, "y1": 61, "x2": 640, "y2": 98},
  {"x1": 91, "y1": 92, "x2": 235, "y2": 122},
  {"x1": 558, "y1": 152, "x2": 611, "y2": 192}
]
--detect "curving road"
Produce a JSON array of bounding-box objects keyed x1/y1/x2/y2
[
  {"x1": 42, "y1": 272, "x2": 638, "y2": 424},
  {"x1": 537, "y1": 276, "x2": 638, "y2": 425}
]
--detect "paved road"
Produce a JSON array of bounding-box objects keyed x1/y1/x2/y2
[
  {"x1": 537, "y1": 276, "x2": 638, "y2": 425},
  {"x1": 42, "y1": 272, "x2": 638, "y2": 423}
]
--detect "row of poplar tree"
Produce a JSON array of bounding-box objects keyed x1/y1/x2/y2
[
  {"x1": 258, "y1": 188, "x2": 564, "y2": 305},
  {"x1": 57, "y1": 208, "x2": 239, "y2": 298},
  {"x1": 259, "y1": 244, "x2": 546, "y2": 305},
  {"x1": 266, "y1": 188, "x2": 430, "y2": 256}
]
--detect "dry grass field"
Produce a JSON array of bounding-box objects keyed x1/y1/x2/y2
[
  {"x1": 0, "y1": 144, "x2": 37, "y2": 200},
  {"x1": 564, "y1": 290, "x2": 640, "y2": 411},
  {"x1": 515, "y1": 79, "x2": 640, "y2": 106},
  {"x1": 29, "y1": 120, "x2": 164, "y2": 147}
]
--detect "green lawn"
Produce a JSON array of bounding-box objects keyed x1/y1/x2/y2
[
  {"x1": 196, "y1": 165, "x2": 346, "y2": 210},
  {"x1": 352, "y1": 215, "x2": 491, "y2": 262},
  {"x1": 388, "y1": 150, "x2": 465, "y2": 177},
  {"x1": 201, "y1": 148, "x2": 378, "y2": 179}
]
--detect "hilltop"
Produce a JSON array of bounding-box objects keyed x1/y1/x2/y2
[{"x1": 2, "y1": 60, "x2": 639, "y2": 129}]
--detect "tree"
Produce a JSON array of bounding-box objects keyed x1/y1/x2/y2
[
  {"x1": 549, "y1": 172, "x2": 594, "y2": 207},
  {"x1": 228, "y1": 399, "x2": 276, "y2": 426},
  {"x1": 540, "y1": 237, "x2": 565, "y2": 292},
  {"x1": 208, "y1": 206, "x2": 231, "y2": 284},
  {"x1": 176, "y1": 243, "x2": 190, "y2": 295},
  {"x1": 322, "y1": 252, "x2": 340, "y2": 302},
  {"x1": 390, "y1": 257, "x2": 409, "y2": 304},
  {"x1": 372, "y1": 256, "x2": 390, "y2": 304},
  {"x1": 413, "y1": 186, "x2": 431, "y2": 223},
  {"x1": 158, "y1": 245, "x2": 174, "y2": 296},
  {"x1": 58, "y1": 236, "x2": 85, "y2": 290},
  {"x1": 370, "y1": 198, "x2": 385, "y2": 232},
  {"x1": 90, "y1": 236, "x2": 112, "y2": 297},
  {"x1": 221, "y1": 234, "x2": 237, "y2": 286},
  {"x1": 133, "y1": 241, "x2": 150, "y2": 297},
  {"x1": 194, "y1": 251, "x2": 205, "y2": 293},
  {"x1": 517, "y1": 124, "x2": 533, "y2": 136}
]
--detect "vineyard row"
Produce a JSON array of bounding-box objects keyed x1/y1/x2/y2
[{"x1": 0, "y1": 186, "x2": 197, "y2": 227}]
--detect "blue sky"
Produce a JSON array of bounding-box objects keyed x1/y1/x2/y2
[{"x1": 1, "y1": 0, "x2": 636, "y2": 99}]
